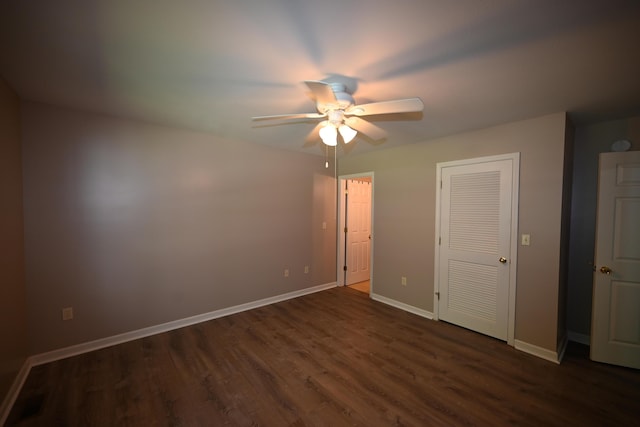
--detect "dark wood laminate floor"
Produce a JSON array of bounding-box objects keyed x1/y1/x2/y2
[{"x1": 6, "y1": 287, "x2": 640, "y2": 426}]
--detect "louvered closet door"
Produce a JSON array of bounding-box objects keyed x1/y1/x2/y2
[{"x1": 439, "y1": 158, "x2": 513, "y2": 341}]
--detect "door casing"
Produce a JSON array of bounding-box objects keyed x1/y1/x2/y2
[{"x1": 337, "y1": 172, "x2": 374, "y2": 290}]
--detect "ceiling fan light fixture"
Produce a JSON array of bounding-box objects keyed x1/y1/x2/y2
[
  {"x1": 252, "y1": 79, "x2": 424, "y2": 148},
  {"x1": 319, "y1": 124, "x2": 338, "y2": 146},
  {"x1": 338, "y1": 124, "x2": 357, "y2": 143}
]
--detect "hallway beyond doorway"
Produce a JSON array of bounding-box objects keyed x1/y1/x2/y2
[{"x1": 349, "y1": 280, "x2": 370, "y2": 294}]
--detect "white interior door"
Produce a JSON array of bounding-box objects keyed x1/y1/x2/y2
[
  {"x1": 436, "y1": 154, "x2": 519, "y2": 342},
  {"x1": 346, "y1": 179, "x2": 371, "y2": 285},
  {"x1": 590, "y1": 151, "x2": 640, "y2": 369}
]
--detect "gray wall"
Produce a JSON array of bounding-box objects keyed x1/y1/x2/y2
[
  {"x1": 21, "y1": 101, "x2": 337, "y2": 354},
  {"x1": 17, "y1": 100, "x2": 634, "y2": 358},
  {"x1": 567, "y1": 115, "x2": 640, "y2": 339},
  {"x1": 339, "y1": 113, "x2": 569, "y2": 352},
  {"x1": 0, "y1": 77, "x2": 28, "y2": 402}
]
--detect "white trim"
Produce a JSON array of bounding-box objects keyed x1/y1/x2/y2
[
  {"x1": 0, "y1": 359, "x2": 32, "y2": 426},
  {"x1": 1, "y1": 282, "x2": 335, "y2": 422},
  {"x1": 337, "y1": 172, "x2": 375, "y2": 288},
  {"x1": 371, "y1": 293, "x2": 434, "y2": 320},
  {"x1": 434, "y1": 153, "x2": 520, "y2": 346},
  {"x1": 507, "y1": 153, "x2": 520, "y2": 346},
  {"x1": 373, "y1": 292, "x2": 564, "y2": 365},
  {"x1": 567, "y1": 331, "x2": 590, "y2": 346},
  {"x1": 433, "y1": 162, "x2": 442, "y2": 320},
  {"x1": 30, "y1": 282, "x2": 336, "y2": 367},
  {"x1": 337, "y1": 178, "x2": 347, "y2": 286},
  {"x1": 514, "y1": 339, "x2": 561, "y2": 364}
]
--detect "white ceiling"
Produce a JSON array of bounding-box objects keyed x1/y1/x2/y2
[{"x1": 2, "y1": 0, "x2": 640, "y2": 156}]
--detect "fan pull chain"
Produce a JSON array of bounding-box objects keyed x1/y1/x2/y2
[{"x1": 325, "y1": 145, "x2": 329, "y2": 168}]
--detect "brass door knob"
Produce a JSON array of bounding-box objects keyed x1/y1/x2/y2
[
  {"x1": 499, "y1": 257, "x2": 507, "y2": 264},
  {"x1": 600, "y1": 266, "x2": 612, "y2": 275}
]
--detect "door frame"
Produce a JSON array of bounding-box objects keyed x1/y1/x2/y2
[
  {"x1": 337, "y1": 172, "x2": 374, "y2": 290},
  {"x1": 433, "y1": 153, "x2": 520, "y2": 346}
]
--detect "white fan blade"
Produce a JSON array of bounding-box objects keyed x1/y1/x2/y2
[
  {"x1": 252, "y1": 112, "x2": 325, "y2": 121},
  {"x1": 346, "y1": 98, "x2": 423, "y2": 116},
  {"x1": 345, "y1": 117, "x2": 387, "y2": 141},
  {"x1": 304, "y1": 80, "x2": 337, "y2": 105}
]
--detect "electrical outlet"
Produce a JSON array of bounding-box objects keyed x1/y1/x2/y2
[
  {"x1": 401, "y1": 276, "x2": 407, "y2": 286},
  {"x1": 284, "y1": 269, "x2": 289, "y2": 277},
  {"x1": 62, "y1": 307, "x2": 74, "y2": 321},
  {"x1": 304, "y1": 266, "x2": 309, "y2": 274}
]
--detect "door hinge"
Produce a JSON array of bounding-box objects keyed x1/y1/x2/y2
[
  {"x1": 344, "y1": 227, "x2": 348, "y2": 233},
  {"x1": 343, "y1": 265, "x2": 348, "y2": 271},
  {"x1": 440, "y1": 180, "x2": 443, "y2": 189},
  {"x1": 435, "y1": 291, "x2": 440, "y2": 300},
  {"x1": 439, "y1": 236, "x2": 441, "y2": 245}
]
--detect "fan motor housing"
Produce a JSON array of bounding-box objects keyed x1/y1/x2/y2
[{"x1": 318, "y1": 82, "x2": 354, "y2": 112}]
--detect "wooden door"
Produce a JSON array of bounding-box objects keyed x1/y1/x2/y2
[
  {"x1": 346, "y1": 179, "x2": 371, "y2": 285},
  {"x1": 436, "y1": 154, "x2": 519, "y2": 342},
  {"x1": 591, "y1": 151, "x2": 640, "y2": 369}
]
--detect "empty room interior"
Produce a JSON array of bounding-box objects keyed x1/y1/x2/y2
[{"x1": 2, "y1": 1, "x2": 640, "y2": 425}]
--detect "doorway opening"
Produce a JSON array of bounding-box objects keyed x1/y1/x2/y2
[{"x1": 338, "y1": 173, "x2": 374, "y2": 295}]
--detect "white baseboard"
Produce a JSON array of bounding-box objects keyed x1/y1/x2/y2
[
  {"x1": 514, "y1": 339, "x2": 562, "y2": 364},
  {"x1": 0, "y1": 358, "x2": 32, "y2": 426},
  {"x1": 371, "y1": 293, "x2": 571, "y2": 365},
  {"x1": 567, "y1": 331, "x2": 590, "y2": 346},
  {"x1": 370, "y1": 293, "x2": 434, "y2": 320},
  {"x1": 30, "y1": 282, "x2": 336, "y2": 367},
  {"x1": 2, "y1": 282, "x2": 336, "y2": 423}
]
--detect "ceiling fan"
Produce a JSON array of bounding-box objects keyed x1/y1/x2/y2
[{"x1": 252, "y1": 78, "x2": 424, "y2": 147}]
